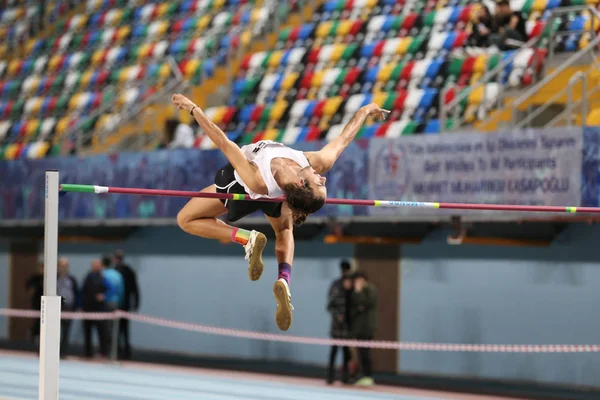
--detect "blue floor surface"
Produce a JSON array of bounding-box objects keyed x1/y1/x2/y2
[{"x1": 0, "y1": 354, "x2": 451, "y2": 400}]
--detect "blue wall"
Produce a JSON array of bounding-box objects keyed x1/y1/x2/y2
[
  {"x1": 4, "y1": 223, "x2": 600, "y2": 387},
  {"x1": 0, "y1": 242, "x2": 8, "y2": 339},
  {"x1": 400, "y1": 224, "x2": 600, "y2": 387},
  {"x1": 49, "y1": 227, "x2": 352, "y2": 365}
]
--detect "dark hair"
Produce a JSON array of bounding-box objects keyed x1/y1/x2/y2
[
  {"x1": 164, "y1": 118, "x2": 180, "y2": 143},
  {"x1": 101, "y1": 254, "x2": 112, "y2": 268},
  {"x1": 352, "y1": 270, "x2": 368, "y2": 281},
  {"x1": 340, "y1": 260, "x2": 351, "y2": 273},
  {"x1": 283, "y1": 181, "x2": 325, "y2": 226},
  {"x1": 114, "y1": 249, "x2": 125, "y2": 261},
  {"x1": 496, "y1": 0, "x2": 510, "y2": 6}
]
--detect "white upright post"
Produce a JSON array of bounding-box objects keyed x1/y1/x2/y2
[{"x1": 39, "y1": 170, "x2": 61, "y2": 400}]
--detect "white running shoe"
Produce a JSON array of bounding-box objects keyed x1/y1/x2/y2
[
  {"x1": 244, "y1": 230, "x2": 267, "y2": 281},
  {"x1": 273, "y1": 278, "x2": 294, "y2": 331}
]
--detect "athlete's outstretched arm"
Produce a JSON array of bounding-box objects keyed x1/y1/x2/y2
[
  {"x1": 171, "y1": 94, "x2": 267, "y2": 195},
  {"x1": 306, "y1": 103, "x2": 389, "y2": 174}
]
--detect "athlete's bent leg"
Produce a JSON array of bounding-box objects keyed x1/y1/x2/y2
[
  {"x1": 177, "y1": 185, "x2": 267, "y2": 281},
  {"x1": 266, "y1": 206, "x2": 295, "y2": 331}
]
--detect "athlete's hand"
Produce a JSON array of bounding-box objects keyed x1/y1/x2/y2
[
  {"x1": 360, "y1": 103, "x2": 390, "y2": 121},
  {"x1": 171, "y1": 93, "x2": 197, "y2": 114}
]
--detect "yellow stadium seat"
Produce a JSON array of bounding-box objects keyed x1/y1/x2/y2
[
  {"x1": 324, "y1": 96, "x2": 343, "y2": 116},
  {"x1": 119, "y1": 67, "x2": 131, "y2": 83},
  {"x1": 211, "y1": 107, "x2": 227, "y2": 124},
  {"x1": 587, "y1": 109, "x2": 600, "y2": 125},
  {"x1": 312, "y1": 70, "x2": 325, "y2": 88},
  {"x1": 30, "y1": 98, "x2": 43, "y2": 115},
  {"x1": 398, "y1": 38, "x2": 412, "y2": 54},
  {"x1": 91, "y1": 49, "x2": 105, "y2": 67},
  {"x1": 25, "y1": 38, "x2": 40, "y2": 54},
  {"x1": 241, "y1": 30, "x2": 252, "y2": 48},
  {"x1": 282, "y1": 73, "x2": 299, "y2": 90},
  {"x1": 366, "y1": 0, "x2": 378, "y2": 6},
  {"x1": 316, "y1": 22, "x2": 332, "y2": 38},
  {"x1": 0, "y1": 47, "x2": 4, "y2": 61},
  {"x1": 184, "y1": 60, "x2": 200, "y2": 78},
  {"x1": 75, "y1": 15, "x2": 89, "y2": 30},
  {"x1": 159, "y1": 63, "x2": 171, "y2": 80},
  {"x1": 262, "y1": 129, "x2": 280, "y2": 141},
  {"x1": 197, "y1": 15, "x2": 211, "y2": 31},
  {"x1": 26, "y1": 120, "x2": 39, "y2": 138},
  {"x1": 80, "y1": 70, "x2": 94, "y2": 88},
  {"x1": 473, "y1": 55, "x2": 487, "y2": 73},
  {"x1": 213, "y1": 0, "x2": 226, "y2": 9},
  {"x1": 157, "y1": 21, "x2": 169, "y2": 36},
  {"x1": 55, "y1": 117, "x2": 70, "y2": 136},
  {"x1": 436, "y1": 0, "x2": 449, "y2": 9},
  {"x1": 463, "y1": 105, "x2": 477, "y2": 123},
  {"x1": 8, "y1": 59, "x2": 21, "y2": 76},
  {"x1": 4, "y1": 144, "x2": 18, "y2": 160},
  {"x1": 532, "y1": 0, "x2": 548, "y2": 12},
  {"x1": 468, "y1": 86, "x2": 485, "y2": 105},
  {"x1": 137, "y1": 43, "x2": 152, "y2": 60},
  {"x1": 34, "y1": 142, "x2": 50, "y2": 158},
  {"x1": 470, "y1": 72, "x2": 483, "y2": 85},
  {"x1": 338, "y1": 20, "x2": 352, "y2": 36},
  {"x1": 68, "y1": 93, "x2": 81, "y2": 111},
  {"x1": 250, "y1": 8, "x2": 262, "y2": 24},
  {"x1": 372, "y1": 92, "x2": 387, "y2": 107},
  {"x1": 116, "y1": 26, "x2": 131, "y2": 42},
  {"x1": 268, "y1": 51, "x2": 284, "y2": 68},
  {"x1": 330, "y1": 44, "x2": 344, "y2": 61},
  {"x1": 271, "y1": 101, "x2": 288, "y2": 121},
  {"x1": 378, "y1": 64, "x2": 394, "y2": 82}
]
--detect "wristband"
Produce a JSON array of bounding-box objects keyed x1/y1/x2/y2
[{"x1": 189, "y1": 106, "x2": 197, "y2": 116}]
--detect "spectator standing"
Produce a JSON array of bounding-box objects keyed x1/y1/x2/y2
[
  {"x1": 56, "y1": 257, "x2": 79, "y2": 359},
  {"x1": 350, "y1": 271, "x2": 378, "y2": 387},
  {"x1": 326, "y1": 260, "x2": 353, "y2": 384},
  {"x1": 101, "y1": 255, "x2": 124, "y2": 356},
  {"x1": 101, "y1": 255, "x2": 124, "y2": 312},
  {"x1": 162, "y1": 118, "x2": 195, "y2": 149},
  {"x1": 114, "y1": 250, "x2": 140, "y2": 359},
  {"x1": 82, "y1": 259, "x2": 108, "y2": 358},
  {"x1": 25, "y1": 258, "x2": 44, "y2": 344}
]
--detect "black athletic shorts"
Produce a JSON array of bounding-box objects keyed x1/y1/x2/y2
[{"x1": 214, "y1": 163, "x2": 282, "y2": 222}]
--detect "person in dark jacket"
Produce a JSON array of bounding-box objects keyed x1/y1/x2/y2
[
  {"x1": 326, "y1": 260, "x2": 353, "y2": 384},
  {"x1": 82, "y1": 259, "x2": 108, "y2": 358},
  {"x1": 57, "y1": 257, "x2": 79, "y2": 359},
  {"x1": 114, "y1": 250, "x2": 140, "y2": 359},
  {"x1": 350, "y1": 271, "x2": 377, "y2": 387}
]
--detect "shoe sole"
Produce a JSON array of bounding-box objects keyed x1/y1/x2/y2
[
  {"x1": 248, "y1": 232, "x2": 267, "y2": 281},
  {"x1": 273, "y1": 280, "x2": 292, "y2": 331}
]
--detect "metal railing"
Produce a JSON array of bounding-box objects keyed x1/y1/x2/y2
[
  {"x1": 440, "y1": 5, "x2": 600, "y2": 132},
  {"x1": 439, "y1": 35, "x2": 543, "y2": 131},
  {"x1": 510, "y1": 30, "x2": 600, "y2": 129},
  {"x1": 63, "y1": 0, "x2": 315, "y2": 154}
]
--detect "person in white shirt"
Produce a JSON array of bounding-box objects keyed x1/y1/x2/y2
[
  {"x1": 164, "y1": 118, "x2": 195, "y2": 149},
  {"x1": 171, "y1": 93, "x2": 388, "y2": 331}
]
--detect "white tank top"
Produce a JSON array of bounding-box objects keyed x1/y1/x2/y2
[{"x1": 234, "y1": 140, "x2": 310, "y2": 199}]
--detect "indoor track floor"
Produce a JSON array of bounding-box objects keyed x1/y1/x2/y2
[{"x1": 0, "y1": 351, "x2": 521, "y2": 400}]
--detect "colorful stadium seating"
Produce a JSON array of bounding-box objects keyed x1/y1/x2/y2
[
  {"x1": 191, "y1": 0, "x2": 599, "y2": 147},
  {"x1": 0, "y1": 0, "x2": 281, "y2": 158},
  {"x1": 1, "y1": 0, "x2": 600, "y2": 159}
]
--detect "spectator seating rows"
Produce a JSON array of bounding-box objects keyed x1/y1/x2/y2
[
  {"x1": 1, "y1": 0, "x2": 600, "y2": 158},
  {"x1": 0, "y1": 0, "x2": 280, "y2": 159}
]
